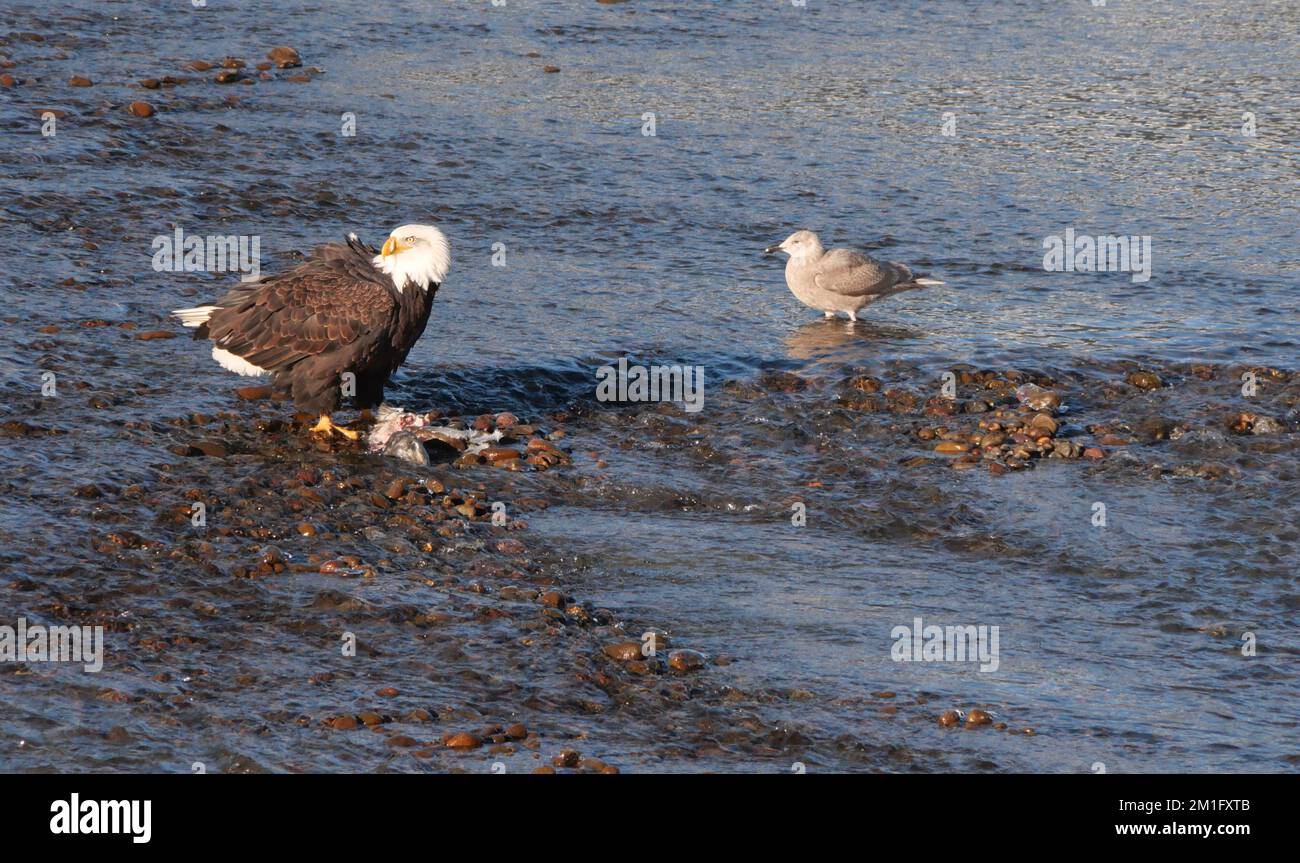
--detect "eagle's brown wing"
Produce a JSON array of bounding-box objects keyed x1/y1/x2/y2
[{"x1": 201, "y1": 245, "x2": 397, "y2": 373}]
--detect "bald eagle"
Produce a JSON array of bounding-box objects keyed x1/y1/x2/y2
[{"x1": 172, "y1": 224, "x2": 450, "y2": 439}]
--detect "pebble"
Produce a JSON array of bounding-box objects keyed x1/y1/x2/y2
[
  {"x1": 1028, "y1": 413, "x2": 1058, "y2": 435},
  {"x1": 1014, "y1": 383, "x2": 1061, "y2": 411},
  {"x1": 443, "y1": 731, "x2": 482, "y2": 749},
  {"x1": 127, "y1": 101, "x2": 155, "y2": 117},
  {"x1": 68, "y1": 75, "x2": 93, "y2": 86},
  {"x1": 965, "y1": 709, "x2": 993, "y2": 727},
  {"x1": 267, "y1": 46, "x2": 302, "y2": 68},
  {"x1": 603, "y1": 641, "x2": 642, "y2": 661},
  {"x1": 552, "y1": 749, "x2": 581, "y2": 768},
  {"x1": 1126, "y1": 370, "x2": 1162, "y2": 390},
  {"x1": 667, "y1": 649, "x2": 706, "y2": 671},
  {"x1": 938, "y1": 710, "x2": 962, "y2": 727},
  {"x1": 934, "y1": 441, "x2": 968, "y2": 454}
]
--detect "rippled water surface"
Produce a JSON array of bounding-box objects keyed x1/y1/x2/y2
[{"x1": 1, "y1": 1, "x2": 1297, "y2": 772}]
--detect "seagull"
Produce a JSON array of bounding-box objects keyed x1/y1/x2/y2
[{"x1": 764, "y1": 229, "x2": 943, "y2": 321}]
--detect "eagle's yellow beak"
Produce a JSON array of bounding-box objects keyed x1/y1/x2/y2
[{"x1": 381, "y1": 236, "x2": 406, "y2": 257}]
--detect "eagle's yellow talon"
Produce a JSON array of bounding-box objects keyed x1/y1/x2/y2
[{"x1": 310, "y1": 415, "x2": 360, "y2": 440}]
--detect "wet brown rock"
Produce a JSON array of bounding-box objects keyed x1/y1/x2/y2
[
  {"x1": 376, "y1": 687, "x2": 399, "y2": 697},
  {"x1": 505, "y1": 723, "x2": 528, "y2": 740},
  {"x1": 845, "y1": 374, "x2": 882, "y2": 393},
  {"x1": 542, "y1": 65, "x2": 561, "y2": 73},
  {"x1": 127, "y1": 101, "x2": 155, "y2": 117},
  {"x1": 1014, "y1": 383, "x2": 1060, "y2": 411},
  {"x1": 1126, "y1": 370, "x2": 1162, "y2": 390},
  {"x1": 215, "y1": 69, "x2": 242, "y2": 84},
  {"x1": 68, "y1": 75, "x2": 93, "y2": 87},
  {"x1": 966, "y1": 709, "x2": 993, "y2": 727},
  {"x1": 386, "y1": 735, "x2": 419, "y2": 748},
  {"x1": 327, "y1": 715, "x2": 358, "y2": 730},
  {"x1": 134, "y1": 330, "x2": 176, "y2": 341},
  {"x1": 494, "y1": 411, "x2": 519, "y2": 428},
  {"x1": 1028, "y1": 413, "x2": 1058, "y2": 435},
  {"x1": 667, "y1": 649, "x2": 706, "y2": 672},
  {"x1": 533, "y1": 765, "x2": 556, "y2": 774},
  {"x1": 193, "y1": 440, "x2": 228, "y2": 457},
  {"x1": 603, "y1": 641, "x2": 641, "y2": 661},
  {"x1": 938, "y1": 710, "x2": 962, "y2": 727},
  {"x1": 0, "y1": 74, "x2": 16, "y2": 88},
  {"x1": 552, "y1": 748, "x2": 581, "y2": 768},
  {"x1": 934, "y1": 441, "x2": 968, "y2": 454},
  {"x1": 495, "y1": 538, "x2": 526, "y2": 555},
  {"x1": 1134, "y1": 417, "x2": 1174, "y2": 441},
  {"x1": 1083, "y1": 447, "x2": 1105, "y2": 459},
  {"x1": 443, "y1": 731, "x2": 482, "y2": 749},
  {"x1": 482, "y1": 446, "x2": 521, "y2": 465},
  {"x1": 267, "y1": 46, "x2": 302, "y2": 68},
  {"x1": 235, "y1": 385, "x2": 272, "y2": 400}
]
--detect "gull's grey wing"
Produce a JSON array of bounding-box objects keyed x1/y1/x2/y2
[{"x1": 813, "y1": 248, "x2": 916, "y2": 297}]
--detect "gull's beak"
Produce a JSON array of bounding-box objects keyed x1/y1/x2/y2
[
  {"x1": 381, "y1": 236, "x2": 406, "y2": 257},
  {"x1": 763, "y1": 243, "x2": 784, "y2": 255}
]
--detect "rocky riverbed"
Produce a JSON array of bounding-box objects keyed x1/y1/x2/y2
[{"x1": 2, "y1": 1, "x2": 1297, "y2": 772}]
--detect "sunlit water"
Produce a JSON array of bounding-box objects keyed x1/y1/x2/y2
[{"x1": 1, "y1": 0, "x2": 1296, "y2": 772}]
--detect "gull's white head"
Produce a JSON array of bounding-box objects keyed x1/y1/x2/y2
[
  {"x1": 373, "y1": 223, "x2": 451, "y2": 292},
  {"x1": 764, "y1": 229, "x2": 823, "y2": 262}
]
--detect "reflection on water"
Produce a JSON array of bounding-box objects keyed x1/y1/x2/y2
[
  {"x1": 0, "y1": 0, "x2": 1296, "y2": 772},
  {"x1": 782, "y1": 318, "x2": 924, "y2": 363}
]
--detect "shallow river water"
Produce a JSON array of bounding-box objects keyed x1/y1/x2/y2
[{"x1": 0, "y1": 1, "x2": 1296, "y2": 772}]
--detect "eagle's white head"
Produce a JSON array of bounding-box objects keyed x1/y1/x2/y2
[{"x1": 373, "y1": 223, "x2": 451, "y2": 292}]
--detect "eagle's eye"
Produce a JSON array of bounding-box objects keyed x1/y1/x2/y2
[{"x1": 405, "y1": 235, "x2": 417, "y2": 244}]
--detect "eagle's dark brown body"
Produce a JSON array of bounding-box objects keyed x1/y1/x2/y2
[{"x1": 193, "y1": 236, "x2": 437, "y2": 415}]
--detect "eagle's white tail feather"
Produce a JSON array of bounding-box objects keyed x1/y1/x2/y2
[
  {"x1": 914, "y1": 277, "x2": 945, "y2": 286},
  {"x1": 212, "y1": 347, "x2": 268, "y2": 377},
  {"x1": 172, "y1": 305, "x2": 219, "y2": 327}
]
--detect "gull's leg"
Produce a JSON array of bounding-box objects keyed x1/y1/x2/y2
[
  {"x1": 310, "y1": 414, "x2": 359, "y2": 440},
  {"x1": 824, "y1": 311, "x2": 836, "y2": 319},
  {"x1": 846, "y1": 310, "x2": 858, "y2": 322}
]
